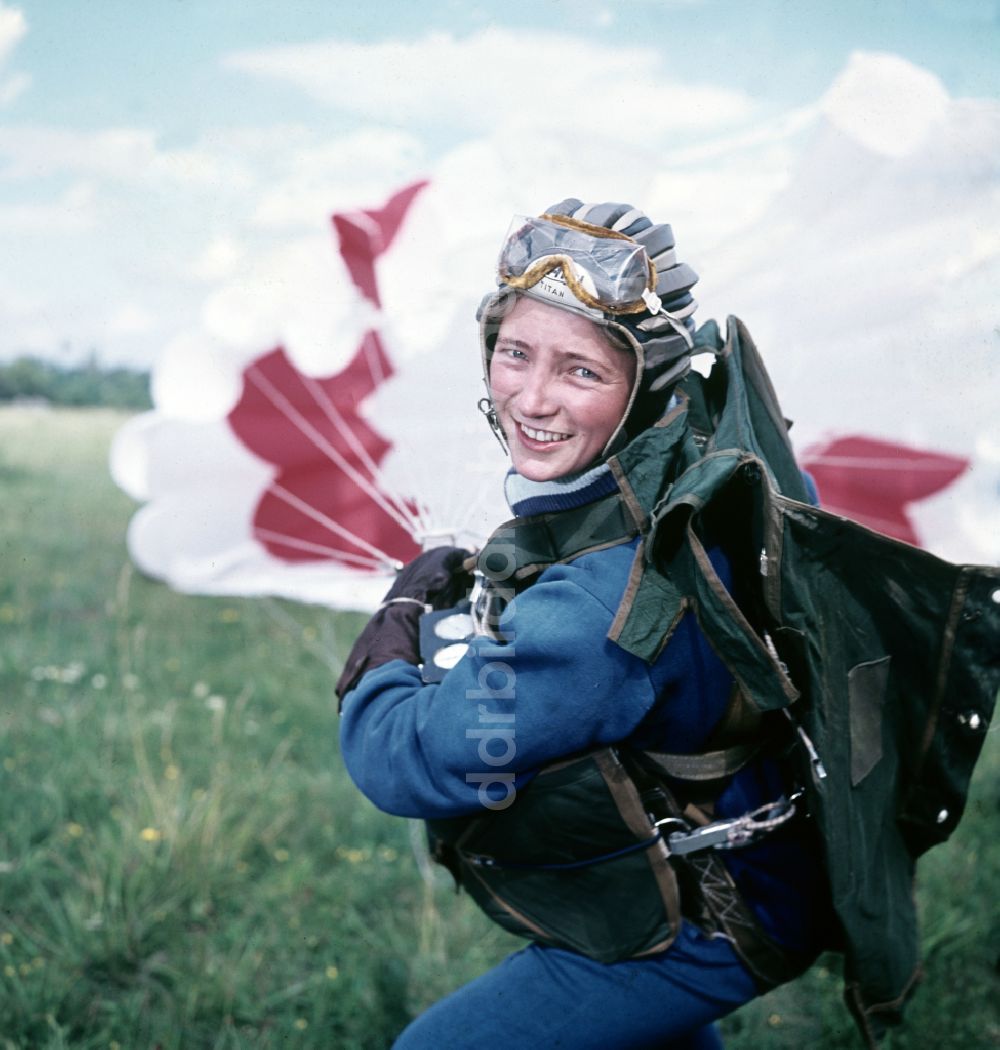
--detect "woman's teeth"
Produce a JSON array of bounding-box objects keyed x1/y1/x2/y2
[{"x1": 520, "y1": 423, "x2": 570, "y2": 443}]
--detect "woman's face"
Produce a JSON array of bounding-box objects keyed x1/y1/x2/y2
[{"x1": 490, "y1": 296, "x2": 636, "y2": 482}]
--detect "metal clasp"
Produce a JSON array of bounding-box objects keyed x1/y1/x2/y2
[{"x1": 654, "y1": 797, "x2": 798, "y2": 856}]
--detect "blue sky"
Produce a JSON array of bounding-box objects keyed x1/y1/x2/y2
[
  {"x1": 1, "y1": 0, "x2": 999, "y2": 366},
  {"x1": 13, "y1": 1, "x2": 1000, "y2": 141}
]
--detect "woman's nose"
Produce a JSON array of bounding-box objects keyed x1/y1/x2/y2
[{"x1": 516, "y1": 366, "x2": 557, "y2": 417}]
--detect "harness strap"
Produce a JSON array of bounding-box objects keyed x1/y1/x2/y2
[
  {"x1": 682, "y1": 849, "x2": 810, "y2": 991},
  {"x1": 641, "y1": 739, "x2": 762, "y2": 782}
]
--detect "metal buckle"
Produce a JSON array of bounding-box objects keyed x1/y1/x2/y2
[{"x1": 654, "y1": 797, "x2": 798, "y2": 857}]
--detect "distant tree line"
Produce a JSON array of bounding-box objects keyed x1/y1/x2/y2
[{"x1": 0, "y1": 355, "x2": 152, "y2": 409}]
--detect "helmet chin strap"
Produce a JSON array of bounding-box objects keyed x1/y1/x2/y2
[{"x1": 478, "y1": 394, "x2": 509, "y2": 454}]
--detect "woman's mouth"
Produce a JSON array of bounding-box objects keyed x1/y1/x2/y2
[{"x1": 518, "y1": 422, "x2": 571, "y2": 445}]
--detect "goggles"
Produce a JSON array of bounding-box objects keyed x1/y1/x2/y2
[{"x1": 497, "y1": 214, "x2": 661, "y2": 316}]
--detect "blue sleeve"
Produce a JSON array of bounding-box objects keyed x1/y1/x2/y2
[
  {"x1": 800, "y1": 468, "x2": 820, "y2": 506},
  {"x1": 339, "y1": 548, "x2": 731, "y2": 820}
]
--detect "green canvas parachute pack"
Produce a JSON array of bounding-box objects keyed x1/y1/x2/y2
[{"x1": 429, "y1": 316, "x2": 1000, "y2": 1046}]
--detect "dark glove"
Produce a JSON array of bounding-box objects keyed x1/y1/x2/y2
[{"x1": 335, "y1": 547, "x2": 473, "y2": 704}]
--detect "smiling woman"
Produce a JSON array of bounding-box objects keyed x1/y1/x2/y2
[
  {"x1": 489, "y1": 296, "x2": 636, "y2": 481},
  {"x1": 335, "y1": 198, "x2": 837, "y2": 1049}
]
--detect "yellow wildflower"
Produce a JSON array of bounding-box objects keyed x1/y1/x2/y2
[
  {"x1": 294, "y1": 1018, "x2": 309, "y2": 1031},
  {"x1": 140, "y1": 827, "x2": 162, "y2": 843},
  {"x1": 336, "y1": 845, "x2": 369, "y2": 864},
  {"x1": 326, "y1": 965, "x2": 339, "y2": 980},
  {"x1": 66, "y1": 822, "x2": 84, "y2": 838}
]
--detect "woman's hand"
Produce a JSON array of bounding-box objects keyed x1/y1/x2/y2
[{"x1": 335, "y1": 547, "x2": 473, "y2": 704}]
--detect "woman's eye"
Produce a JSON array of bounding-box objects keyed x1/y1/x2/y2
[{"x1": 572, "y1": 366, "x2": 599, "y2": 380}]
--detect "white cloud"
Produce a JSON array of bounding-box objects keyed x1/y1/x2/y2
[
  {"x1": 251, "y1": 127, "x2": 425, "y2": 229},
  {"x1": 0, "y1": 3, "x2": 27, "y2": 107},
  {"x1": 0, "y1": 69, "x2": 26, "y2": 105},
  {"x1": 107, "y1": 302, "x2": 156, "y2": 337},
  {"x1": 820, "y1": 51, "x2": 950, "y2": 158},
  {"x1": 0, "y1": 181, "x2": 96, "y2": 233},
  {"x1": 193, "y1": 236, "x2": 243, "y2": 282},
  {"x1": 224, "y1": 27, "x2": 754, "y2": 142},
  {"x1": 0, "y1": 3, "x2": 26, "y2": 66},
  {"x1": 0, "y1": 126, "x2": 252, "y2": 187}
]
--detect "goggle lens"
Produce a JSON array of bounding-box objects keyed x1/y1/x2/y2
[{"x1": 497, "y1": 215, "x2": 656, "y2": 315}]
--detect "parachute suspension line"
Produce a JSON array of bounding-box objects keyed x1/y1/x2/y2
[
  {"x1": 299, "y1": 371, "x2": 424, "y2": 533},
  {"x1": 253, "y1": 527, "x2": 389, "y2": 571},
  {"x1": 245, "y1": 364, "x2": 419, "y2": 539},
  {"x1": 268, "y1": 482, "x2": 401, "y2": 572},
  {"x1": 352, "y1": 333, "x2": 438, "y2": 539},
  {"x1": 451, "y1": 471, "x2": 500, "y2": 542},
  {"x1": 360, "y1": 329, "x2": 389, "y2": 388},
  {"x1": 384, "y1": 446, "x2": 448, "y2": 542},
  {"x1": 354, "y1": 332, "x2": 440, "y2": 535}
]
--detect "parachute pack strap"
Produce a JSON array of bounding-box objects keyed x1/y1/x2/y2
[
  {"x1": 611, "y1": 451, "x2": 799, "y2": 706},
  {"x1": 681, "y1": 519, "x2": 799, "y2": 711},
  {"x1": 607, "y1": 406, "x2": 694, "y2": 528},
  {"x1": 478, "y1": 492, "x2": 637, "y2": 587},
  {"x1": 692, "y1": 318, "x2": 723, "y2": 353},
  {"x1": 709, "y1": 318, "x2": 810, "y2": 503},
  {"x1": 608, "y1": 539, "x2": 690, "y2": 661},
  {"x1": 641, "y1": 739, "x2": 762, "y2": 782}
]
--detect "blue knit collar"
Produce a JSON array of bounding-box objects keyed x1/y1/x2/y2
[{"x1": 504, "y1": 462, "x2": 619, "y2": 518}]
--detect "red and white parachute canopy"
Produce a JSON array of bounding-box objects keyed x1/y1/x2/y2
[{"x1": 110, "y1": 181, "x2": 507, "y2": 611}]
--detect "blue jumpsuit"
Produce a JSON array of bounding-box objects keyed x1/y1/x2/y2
[{"x1": 340, "y1": 483, "x2": 828, "y2": 1048}]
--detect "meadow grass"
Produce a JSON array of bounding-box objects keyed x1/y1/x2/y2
[{"x1": 0, "y1": 405, "x2": 996, "y2": 1048}]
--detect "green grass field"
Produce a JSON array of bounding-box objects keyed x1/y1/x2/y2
[{"x1": 1, "y1": 406, "x2": 996, "y2": 1048}]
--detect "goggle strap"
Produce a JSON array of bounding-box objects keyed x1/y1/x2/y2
[
  {"x1": 540, "y1": 212, "x2": 634, "y2": 243},
  {"x1": 659, "y1": 310, "x2": 695, "y2": 350},
  {"x1": 641, "y1": 289, "x2": 662, "y2": 315},
  {"x1": 635, "y1": 297, "x2": 697, "y2": 331}
]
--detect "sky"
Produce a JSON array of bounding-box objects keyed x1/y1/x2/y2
[{"x1": 2, "y1": 0, "x2": 1000, "y2": 368}]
